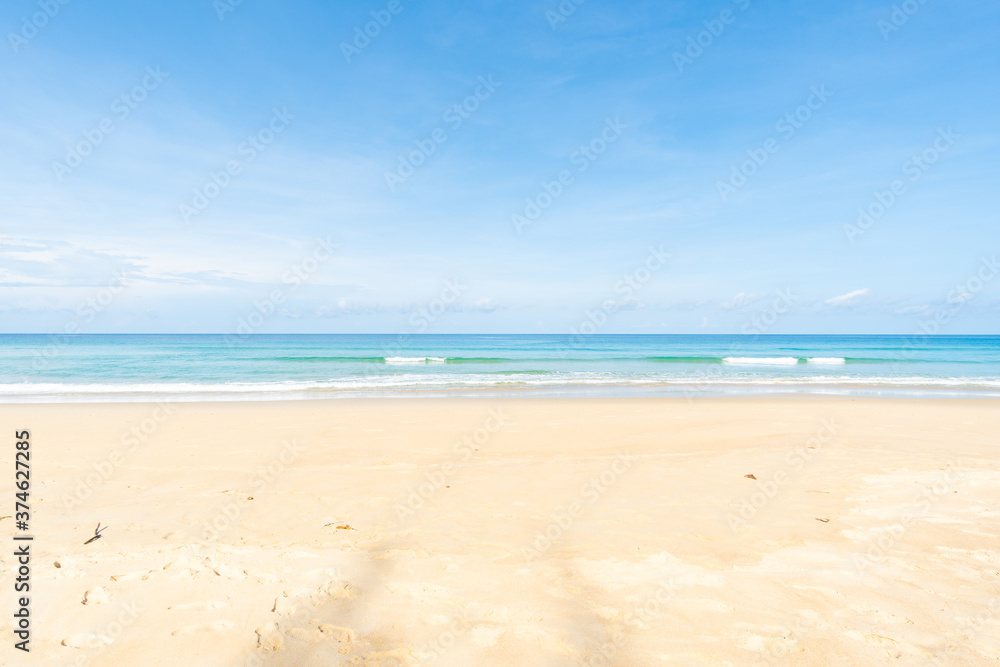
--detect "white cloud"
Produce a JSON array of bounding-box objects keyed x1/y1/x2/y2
[
  {"x1": 824, "y1": 288, "x2": 871, "y2": 307},
  {"x1": 720, "y1": 292, "x2": 760, "y2": 310},
  {"x1": 951, "y1": 292, "x2": 974, "y2": 304},
  {"x1": 470, "y1": 297, "x2": 499, "y2": 312}
]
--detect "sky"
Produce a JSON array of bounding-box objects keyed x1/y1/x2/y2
[{"x1": 1, "y1": 0, "x2": 998, "y2": 335}]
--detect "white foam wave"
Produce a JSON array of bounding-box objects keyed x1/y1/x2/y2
[
  {"x1": 722, "y1": 357, "x2": 800, "y2": 366},
  {"x1": 384, "y1": 356, "x2": 446, "y2": 364},
  {"x1": 806, "y1": 357, "x2": 846, "y2": 365},
  {"x1": 3, "y1": 374, "x2": 1000, "y2": 400}
]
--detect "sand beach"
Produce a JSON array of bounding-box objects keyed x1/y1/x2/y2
[{"x1": 1, "y1": 396, "x2": 998, "y2": 665}]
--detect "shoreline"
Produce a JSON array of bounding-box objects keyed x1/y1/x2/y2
[
  {"x1": 6, "y1": 334, "x2": 999, "y2": 407},
  {"x1": 1, "y1": 396, "x2": 998, "y2": 664},
  {"x1": 5, "y1": 392, "x2": 1000, "y2": 405},
  {"x1": 3, "y1": 382, "x2": 1000, "y2": 404}
]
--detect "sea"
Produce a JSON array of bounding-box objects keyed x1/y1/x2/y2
[{"x1": 1, "y1": 334, "x2": 998, "y2": 402}]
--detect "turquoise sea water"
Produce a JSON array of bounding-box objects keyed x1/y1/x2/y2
[{"x1": 1, "y1": 334, "x2": 999, "y2": 402}]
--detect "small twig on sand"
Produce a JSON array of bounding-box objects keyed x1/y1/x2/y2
[{"x1": 84, "y1": 522, "x2": 107, "y2": 545}]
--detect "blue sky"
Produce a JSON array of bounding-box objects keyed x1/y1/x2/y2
[{"x1": 1, "y1": 0, "x2": 998, "y2": 334}]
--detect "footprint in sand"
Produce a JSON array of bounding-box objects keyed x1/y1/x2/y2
[
  {"x1": 271, "y1": 583, "x2": 350, "y2": 617},
  {"x1": 255, "y1": 622, "x2": 284, "y2": 652},
  {"x1": 82, "y1": 587, "x2": 110, "y2": 605},
  {"x1": 171, "y1": 620, "x2": 235, "y2": 636},
  {"x1": 316, "y1": 623, "x2": 353, "y2": 644},
  {"x1": 316, "y1": 581, "x2": 355, "y2": 600},
  {"x1": 255, "y1": 619, "x2": 354, "y2": 653},
  {"x1": 272, "y1": 595, "x2": 298, "y2": 616}
]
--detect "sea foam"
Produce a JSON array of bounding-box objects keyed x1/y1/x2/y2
[
  {"x1": 722, "y1": 357, "x2": 800, "y2": 365},
  {"x1": 384, "y1": 356, "x2": 447, "y2": 364}
]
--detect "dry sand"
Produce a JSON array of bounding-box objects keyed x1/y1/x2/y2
[{"x1": 1, "y1": 397, "x2": 999, "y2": 665}]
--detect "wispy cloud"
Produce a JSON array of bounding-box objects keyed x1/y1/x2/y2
[
  {"x1": 0, "y1": 2, "x2": 997, "y2": 333},
  {"x1": 824, "y1": 288, "x2": 871, "y2": 307},
  {"x1": 720, "y1": 292, "x2": 760, "y2": 310},
  {"x1": 470, "y1": 297, "x2": 500, "y2": 312}
]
